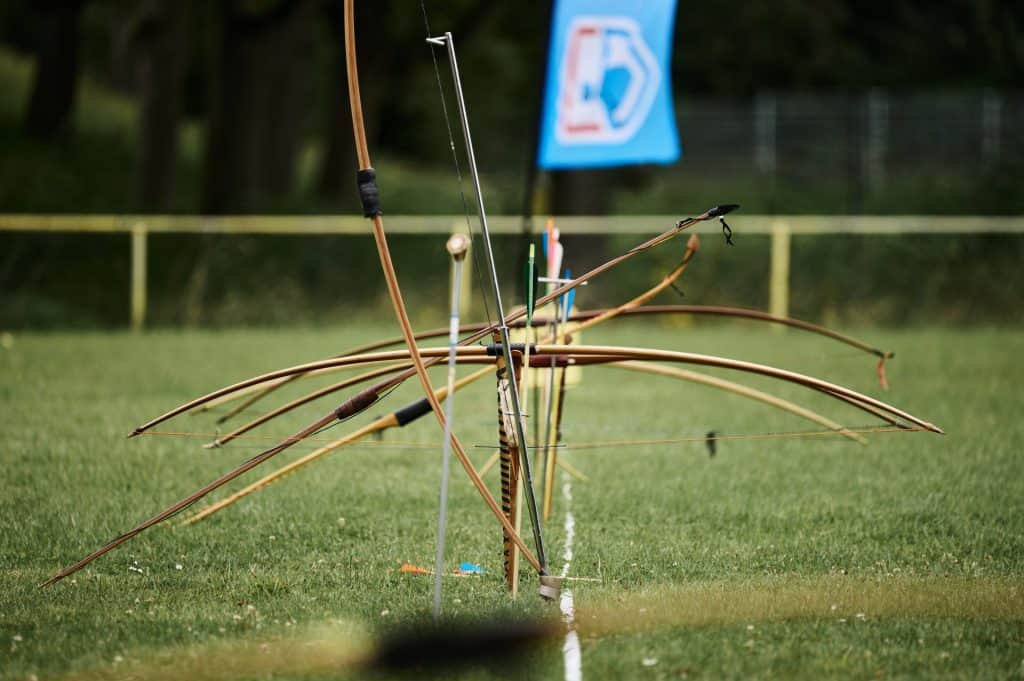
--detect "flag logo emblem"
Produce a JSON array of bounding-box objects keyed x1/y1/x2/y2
[
  {"x1": 555, "y1": 16, "x2": 661, "y2": 145},
  {"x1": 538, "y1": 0, "x2": 680, "y2": 169}
]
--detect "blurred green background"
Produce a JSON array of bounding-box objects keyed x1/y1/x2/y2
[{"x1": 1, "y1": 1, "x2": 1022, "y2": 328}]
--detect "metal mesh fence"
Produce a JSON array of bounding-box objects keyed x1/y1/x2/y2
[{"x1": 659, "y1": 90, "x2": 1024, "y2": 214}]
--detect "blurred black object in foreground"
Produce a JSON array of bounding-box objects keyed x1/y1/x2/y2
[{"x1": 365, "y1": 615, "x2": 559, "y2": 675}]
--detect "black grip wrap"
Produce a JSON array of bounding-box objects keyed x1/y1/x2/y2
[
  {"x1": 394, "y1": 398, "x2": 433, "y2": 427},
  {"x1": 485, "y1": 343, "x2": 533, "y2": 357},
  {"x1": 357, "y1": 168, "x2": 382, "y2": 218}
]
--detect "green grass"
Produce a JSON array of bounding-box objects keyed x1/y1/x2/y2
[{"x1": 1, "y1": 322, "x2": 1023, "y2": 679}]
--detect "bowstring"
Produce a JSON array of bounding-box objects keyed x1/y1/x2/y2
[
  {"x1": 420, "y1": 0, "x2": 494, "y2": 327},
  {"x1": 560, "y1": 425, "x2": 924, "y2": 451},
  {"x1": 141, "y1": 423, "x2": 925, "y2": 454}
]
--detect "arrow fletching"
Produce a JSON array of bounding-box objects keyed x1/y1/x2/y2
[
  {"x1": 563, "y1": 269, "x2": 575, "y2": 319},
  {"x1": 525, "y1": 244, "x2": 537, "y2": 325}
]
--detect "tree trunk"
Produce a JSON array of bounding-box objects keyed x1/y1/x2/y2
[
  {"x1": 255, "y1": 0, "x2": 316, "y2": 197},
  {"x1": 548, "y1": 169, "x2": 619, "y2": 270},
  {"x1": 202, "y1": 3, "x2": 256, "y2": 213},
  {"x1": 135, "y1": 0, "x2": 190, "y2": 211},
  {"x1": 24, "y1": 0, "x2": 85, "y2": 140},
  {"x1": 200, "y1": 0, "x2": 308, "y2": 214}
]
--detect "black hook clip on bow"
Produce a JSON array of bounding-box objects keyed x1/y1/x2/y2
[{"x1": 720, "y1": 217, "x2": 735, "y2": 246}]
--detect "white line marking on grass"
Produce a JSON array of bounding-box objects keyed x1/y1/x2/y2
[{"x1": 560, "y1": 475, "x2": 582, "y2": 681}]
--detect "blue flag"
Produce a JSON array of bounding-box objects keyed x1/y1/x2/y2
[{"x1": 538, "y1": 0, "x2": 681, "y2": 169}]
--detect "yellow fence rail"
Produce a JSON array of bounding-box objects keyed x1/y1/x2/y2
[{"x1": 2, "y1": 214, "x2": 1022, "y2": 330}]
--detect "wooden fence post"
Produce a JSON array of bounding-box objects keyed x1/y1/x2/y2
[
  {"x1": 131, "y1": 222, "x2": 147, "y2": 331},
  {"x1": 770, "y1": 220, "x2": 790, "y2": 329}
]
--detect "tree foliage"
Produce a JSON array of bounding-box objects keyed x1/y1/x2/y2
[{"x1": 1, "y1": 0, "x2": 1021, "y2": 213}]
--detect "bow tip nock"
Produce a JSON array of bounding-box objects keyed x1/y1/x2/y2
[
  {"x1": 687, "y1": 233, "x2": 700, "y2": 252},
  {"x1": 538, "y1": 574, "x2": 564, "y2": 601},
  {"x1": 708, "y1": 203, "x2": 740, "y2": 217},
  {"x1": 446, "y1": 233, "x2": 470, "y2": 260}
]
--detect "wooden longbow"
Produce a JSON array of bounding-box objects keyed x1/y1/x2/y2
[
  {"x1": 181, "y1": 353, "x2": 872, "y2": 527},
  {"x1": 186, "y1": 338, "x2": 938, "y2": 529},
  {"x1": 133, "y1": 344, "x2": 937, "y2": 437},
  {"x1": 190, "y1": 332, "x2": 941, "y2": 524},
  {"x1": 193, "y1": 236, "x2": 871, "y2": 458},
  {"x1": 196, "y1": 301, "x2": 894, "y2": 424},
  {"x1": 39, "y1": 340, "x2": 936, "y2": 588},
  {"x1": 181, "y1": 368, "x2": 490, "y2": 526}
]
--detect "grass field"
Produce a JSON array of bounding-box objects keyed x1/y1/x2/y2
[{"x1": 2, "y1": 320, "x2": 1023, "y2": 679}]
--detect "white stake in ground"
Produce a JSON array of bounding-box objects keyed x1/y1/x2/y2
[
  {"x1": 433, "y1": 233, "x2": 470, "y2": 621},
  {"x1": 559, "y1": 473, "x2": 581, "y2": 681}
]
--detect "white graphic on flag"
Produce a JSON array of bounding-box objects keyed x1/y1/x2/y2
[{"x1": 555, "y1": 16, "x2": 661, "y2": 145}]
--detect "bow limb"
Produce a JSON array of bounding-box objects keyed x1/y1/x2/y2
[
  {"x1": 535, "y1": 353, "x2": 914, "y2": 433},
  {"x1": 182, "y1": 345, "x2": 883, "y2": 528},
  {"x1": 555, "y1": 234, "x2": 700, "y2": 344},
  {"x1": 40, "y1": 408, "x2": 341, "y2": 588},
  {"x1": 206, "y1": 363, "x2": 410, "y2": 448},
  {"x1": 130, "y1": 347, "x2": 477, "y2": 435},
  {"x1": 195, "y1": 298, "x2": 892, "y2": 424},
  {"x1": 528, "y1": 345, "x2": 942, "y2": 434},
  {"x1": 184, "y1": 419, "x2": 390, "y2": 526},
  {"x1": 329, "y1": 305, "x2": 892, "y2": 360},
  {"x1": 632, "y1": 306, "x2": 894, "y2": 365},
  {"x1": 190, "y1": 332, "x2": 441, "y2": 420},
  {"x1": 343, "y1": 0, "x2": 539, "y2": 574},
  {"x1": 183, "y1": 365, "x2": 494, "y2": 525},
  {"x1": 608, "y1": 361, "x2": 867, "y2": 445},
  {"x1": 177, "y1": 342, "x2": 920, "y2": 529},
  {"x1": 534, "y1": 353, "x2": 912, "y2": 431},
  {"x1": 40, "y1": 355, "x2": 509, "y2": 584}
]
